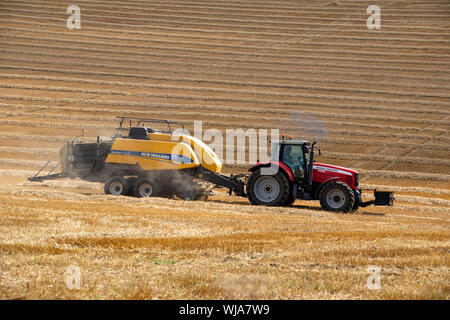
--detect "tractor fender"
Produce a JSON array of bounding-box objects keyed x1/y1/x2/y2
[
  {"x1": 248, "y1": 162, "x2": 271, "y2": 172},
  {"x1": 249, "y1": 161, "x2": 294, "y2": 181},
  {"x1": 314, "y1": 176, "x2": 340, "y2": 199}
]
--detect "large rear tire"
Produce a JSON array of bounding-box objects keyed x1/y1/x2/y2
[
  {"x1": 134, "y1": 177, "x2": 161, "y2": 198},
  {"x1": 319, "y1": 181, "x2": 355, "y2": 213},
  {"x1": 247, "y1": 169, "x2": 290, "y2": 206},
  {"x1": 104, "y1": 176, "x2": 129, "y2": 196},
  {"x1": 284, "y1": 192, "x2": 296, "y2": 206}
]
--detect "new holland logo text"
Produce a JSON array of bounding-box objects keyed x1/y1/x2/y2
[{"x1": 109, "y1": 150, "x2": 192, "y2": 164}]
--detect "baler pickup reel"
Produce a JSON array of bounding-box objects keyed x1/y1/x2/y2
[{"x1": 28, "y1": 160, "x2": 64, "y2": 182}]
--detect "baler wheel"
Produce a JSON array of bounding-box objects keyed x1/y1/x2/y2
[
  {"x1": 104, "y1": 176, "x2": 129, "y2": 196},
  {"x1": 126, "y1": 177, "x2": 137, "y2": 196},
  {"x1": 134, "y1": 177, "x2": 161, "y2": 198}
]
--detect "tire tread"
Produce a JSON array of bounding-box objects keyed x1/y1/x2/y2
[
  {"x1": 247, "y1": 169, "x2": 290, "y2": 206},
  {"x1": 318, "y1": 181, "x2": 355, "y2": 213}
]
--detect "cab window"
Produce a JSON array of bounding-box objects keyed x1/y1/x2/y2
[{"x1": 281, "y1": 144, "x2": 305, "y2": 180}]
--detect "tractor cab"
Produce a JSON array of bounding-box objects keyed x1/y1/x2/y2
[{"x1": 271, "y1": 139, "x2": 310, "y2": 181}]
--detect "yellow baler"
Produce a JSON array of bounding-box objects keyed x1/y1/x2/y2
[{"x1": 31, "y1": 117, "x2": 244, "y2": 200}]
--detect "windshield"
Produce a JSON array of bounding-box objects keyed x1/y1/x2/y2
[{"x1": 280, "y1": 144, "x2": 306, "y2": 180}]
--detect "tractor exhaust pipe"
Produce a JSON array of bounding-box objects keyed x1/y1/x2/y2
[{"x1": 307, "y1": 141, "x2": 316, "y2": 192}]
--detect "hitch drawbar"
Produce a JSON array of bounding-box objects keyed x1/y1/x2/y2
[{"x1": 359, "y1": 190, "x2": 394, "y2": 208}]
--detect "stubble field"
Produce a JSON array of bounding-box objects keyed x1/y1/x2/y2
[{"x1": 0, "y1": 0, "x2": 449, "y2": 299}]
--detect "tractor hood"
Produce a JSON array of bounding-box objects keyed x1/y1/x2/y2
[
  {"x1": 312, "y1": 163, "x2": 359, "y2": 189},
  {"x1": 313, "y1": 163, "x2": 359, "y2": 176}
]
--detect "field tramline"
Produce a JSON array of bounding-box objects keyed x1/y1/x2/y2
[
  {"x1": 1, "y1": 100, "x2": 448, "y2": 137},
  {"x1": 3, "y1": 55, "x2": 450, "y2": 91},
  {"x1": 3, "y1": 73, "x2": 450, "y2": 100},
  {"x1": 4, "y1": 3, "x2": 450, "y2": 30},
  {"x1": 4, "y1": 32, "x2": 450, "y2": 66}
]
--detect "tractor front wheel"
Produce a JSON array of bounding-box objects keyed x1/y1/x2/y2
[
  {"x1": 247, "y1": 170, "x2": 290, "y2": 206},
  {"x1": 319, "y1": 181, "x2": 355, "y2": 213}
]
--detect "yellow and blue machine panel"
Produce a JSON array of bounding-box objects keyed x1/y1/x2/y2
[
  {"x1": 178, "y1": 135, "x2": 222, "y2": 173},
  {"x1": 105, "y1": 138, "x2": 200, "y2": 171}
]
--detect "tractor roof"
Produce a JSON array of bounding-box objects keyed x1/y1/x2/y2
[{"x1": 272, "y1": 139, "x2": 308, "y2": 145}]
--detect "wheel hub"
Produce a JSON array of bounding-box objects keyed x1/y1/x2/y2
[
  {"x1": 139, "y1": 183, "x2": 153, "y2": 197},
  {"x1": 109, "y1": 181, "x2": 123, "y2": 195},
  {"x1": 326, "y1": 189, "x2": 346, "y2": 209},
  {"x1": 254, "y1": 176, "x2": 280, "y2": 203}
]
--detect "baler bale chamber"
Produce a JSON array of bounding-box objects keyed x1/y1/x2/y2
[
  {"x1": 29, "y1": 137, "x2": 113, "y2": 183},
  {"x1": 59, "y1": 139, "x2": 113, "y2": 181}
]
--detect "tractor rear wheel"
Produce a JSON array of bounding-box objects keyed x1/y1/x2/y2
[
  {"x1": 134, "y1": 177, "x2": 161, "y2": 198},
  {"x1": 319, "y1": 181, "x2": 355, "y2": 213},
  {"x1": 104, "y1": 176, "x2": 129, "y2": 196},
  {"x1": 284, "y1": 194, "x2": 296, "y2": 206},
  {"x1": 247, "y1": 169, "x2": 290, "y2": 206},
  {"x1": 283, "y1": 187, "x2": 297, "y2": 206}
]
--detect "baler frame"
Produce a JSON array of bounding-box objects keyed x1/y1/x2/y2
[{"x1": 113, "y1": 116, "x2": 186, "y2": 137}]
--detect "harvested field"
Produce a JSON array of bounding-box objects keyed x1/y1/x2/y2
[{"x1": 0, "y1": 0, "x2": 449, "y2": 300}]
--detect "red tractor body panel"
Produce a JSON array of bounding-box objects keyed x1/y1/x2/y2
[
  {"x1": 273, "y1": 161, "x2": 294, "y2": 181},
  {"x1": 250, "y1": 161, "x2": 294, "y2": 181},
  {"x1": 312, "y1": 163, "x2": 359, "y2": 189}
]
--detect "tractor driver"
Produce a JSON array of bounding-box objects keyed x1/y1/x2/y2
[
  {"x1": 283, "y1": 145, "x2": 305, "y2": 179},
  {"x1": 283, "y1": 146, "x2": 295, "y2": 167}
]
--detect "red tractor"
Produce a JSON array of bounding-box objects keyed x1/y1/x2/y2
[{"x1": 244, "y1": 138, "x2": 393, "y2": 213}]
